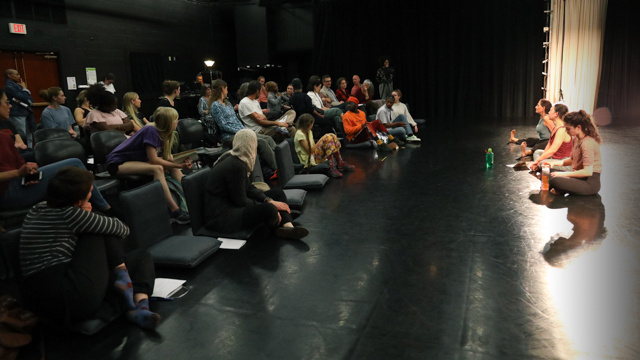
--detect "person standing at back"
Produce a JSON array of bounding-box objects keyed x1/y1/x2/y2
[
  {"x1": 99, "y1": 73, "x2": 116, "y2": 94},
  {"x1": 3, "y1": 69, "x2": 35, "y2": 147}
]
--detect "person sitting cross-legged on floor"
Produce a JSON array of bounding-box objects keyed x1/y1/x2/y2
[
  {"x1": 204, "y1": 129, "x2": 309, "y2": 240},
  {"x1": 529, "y1": 103, "x2": 572, "y2": 172},
  {"x1": 294, "y1": 114, "x2": 354, "y2": 178},
  {"x1": 391, "y1": 89, "x2": 421, "y2": 139},
  {"x1": 376, "y1": 97, "x2": 420, "y2": 143},
  {"x1": 341, "y1": 97, "x2": 396, "y2": 151},
  {"x1": 19, "y1": 166, "x2": 161, "y2": 330}
]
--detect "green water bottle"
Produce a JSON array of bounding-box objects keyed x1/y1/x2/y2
[{"x1": 486, "y1": 148, "x2": 494, "y2": 168}]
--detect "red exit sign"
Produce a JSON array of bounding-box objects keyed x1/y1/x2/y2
[{"x1": 9, "y1": 23, "x2": 27, "y2": 35}]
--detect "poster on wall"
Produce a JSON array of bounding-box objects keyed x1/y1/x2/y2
[
  {"x1": 67, "y1": 77, "x2": 77, "y2": 90},
  {"x1": 86, "y1": 68, "x2": 97, "y2": 85}
]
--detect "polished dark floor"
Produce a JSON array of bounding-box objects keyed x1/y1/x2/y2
[{"x1": 7, "y1": 120, "x2": 640, "y2": 360}]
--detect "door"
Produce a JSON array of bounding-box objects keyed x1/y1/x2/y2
[{"x1": 0, "y1": 51, "x2": 60, "y2": 123}]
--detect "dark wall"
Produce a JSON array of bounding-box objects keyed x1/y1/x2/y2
[{"x1": 0, "y1": 0, "x2": 237, "y2": 109}]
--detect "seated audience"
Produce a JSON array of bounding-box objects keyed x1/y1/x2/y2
[
  {"x1": 350, "y1": 75, "x2": 367, "y2": 104},
  {"x1": 73, "y1": 90, "x2": 91, "y2": 127},
  {"x1": 84, "y1": 84, "x2": 137, "y2": 135},
  {"x1": 157, "y1": 80, "x2": 180, "y2": 110},
  {"x1": 335, "y1": 77, "x2": 349, "y2": 103},
  {"x1": 288, "y1": 78, "x2": 333, "y2": 137},
  {"x1": 39, "y1": 87, "x2": 77, "y2": 138},
  {"x1": 510, "y1": 99, "x2": 553, "y2": 157},
  {"x1": 99, "y1": 73, "x2": 116, "y2": 94},
  {"x1": 204, "y1": 129, "x2": 309, "y2": 240},
  {"x1": 529, "y1": 103, "x2": 572, "y2": 171},
  {"x1": 548, "y1": 110, "x2": 602, "y2": 196},
  {"x1": 105, "y1": 107, "x2": 192, "y2": 224},
  {"x1": 235, "y1": 82, "x2": 249, "y2": 109},
  {"x1": 294, "y1": 114, "x2": 354, "y2": 178},
  {"x1": 197, "y1": 84, "x2": 212, "y2": 124},
  {"x1": 319, "y1": 75, "x2": 347, "y2": 110},
  {"x1": 376, "y1": 97, "x2": 420, "y2": 143},
  {"x1": 209, "y1": 79, "x2": 279, "y2": 173},
  {"x1": 391, "y1": 89, "x2": 419, "y2": 134},
  {"x1": 266, "y1": 81, "x2": 291, "y2": 118},
  {"x1": 238, "y1": 80, "x2": 296, "y2": 142},
  {"x1": 307, "y1": 78, "x2": 344, "y2": 135},
  {"x1": 362, "y1": 79, "x2": 374, "y2": 104},
  {"x1": 19, "y1": 167, "x2": 160, "y2": 330},
  {"x1": 0, "y1": 88, "x2": 34, "y2": 162},
  {"x1": 281, "y1": 84, "x2": 294, "y2": 106},
  {"x1": 342, "y1": 98, "x2": 396, "y2": 151},
  {"x1": 258, "y1": 76, "x2": 268, "y2": 107},
  {"x1": 122, "y1": 92, "x2": 149, "y2": 128}
]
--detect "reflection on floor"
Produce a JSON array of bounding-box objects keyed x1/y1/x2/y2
[{"x1": 7, "y1": 120, "x2": 640, "y2": 360}]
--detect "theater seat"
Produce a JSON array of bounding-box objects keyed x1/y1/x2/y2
[
  {"x1": 285, "y1": 138, "x2": 330, "y2": 175},
  {"x1": 34, "y1": 128, "x2": 72, "y2": 144},
  {"x1": 90, "y1": 130, "x2": 152, "y2": 188},
  {"x1": 251, "y1": 157, "x2": 306, "y2": 209},
  {"x1": 275, "y1": 141, "x2": 329, "y2": 190},
  {"x1": 119, "y1": 180, "x2": 221, "y2": 268}
]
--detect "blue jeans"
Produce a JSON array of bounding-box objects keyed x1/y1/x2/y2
[
  {"x1": 9, "y1": 114, "x2": 36, "y2": 148},
  {"x1": 0, "y1": 158, "x2": 109, "y2": 211},
  {"x1": 386, "y1": 114, "x2": 412, "y2": 141}
]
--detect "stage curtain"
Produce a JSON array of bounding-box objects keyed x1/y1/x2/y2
[
  {"x1": 312, "y1": 0, "x2": 545, "y2": 120},
  {"x1": 130, "y1": 52, "x2": 165, "y2": 98},
  {"x1": 597, "y1": 0, "x2": 640, "y2": 119},
  {"x1": 546, "y1": 0, "x2": 608, "y2": 113}
]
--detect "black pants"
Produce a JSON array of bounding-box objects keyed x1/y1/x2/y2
[
  {"x1": 550, "y1": 172, "x2": 601, "y2": 196},
  {"x1": 313, "y1": 115, "x2": 334, "y2": 137},
  {"x1": 21, "y1": 234, "x2": 155, "y2": 326},
  {"x1": 241, "y1": 188, "x2": 292, "y2": 230},
  {"x1": 517, "y1": 138, "x2": 549, "y2": 152}
]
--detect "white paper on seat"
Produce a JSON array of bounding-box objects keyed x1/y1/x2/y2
[
  {"x1": 152, "y1": 278, "x2": 186, "y2": 298},
  {"x1": 218, "y1": 238, "x2": 247, "y2": 250}
]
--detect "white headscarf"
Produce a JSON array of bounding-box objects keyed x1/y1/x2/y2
[{"x1": 213, "y1": 129, "x2": 257, "y2": 174}]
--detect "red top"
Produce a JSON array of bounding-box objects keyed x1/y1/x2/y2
[
  {"x1": 0, "y1": 132, "x2": 25, "y2": 196},
  {"x1": 335, "y1": 88, "x2": 349, "y2": 102},
  {"x1": 550, "y1": 126, "x2": 572, "y2": 159}
]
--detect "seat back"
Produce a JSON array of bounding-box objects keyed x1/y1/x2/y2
[
  {"x1": 182, "y1": 167, "x2": 210, "y2": 235},
  {"x1": 0, "y1": 228, "x2": 22, "y2": 281},
  {"x1": 275, "y1": 141, "x2": 295, "y2": 187},
  {"x1": 34, "y1": 139, "x2": 87, "y2": 167},
  {"x1": 250, "y1": 156, "x2": 264, "y2": 183},
  {"x1": 285, "y1": 137, "x2": 301, "y2": 165},
  {"x1": 90, "y1": 130, "x2": 127, "y2": 165},
  {"x1": 119, "y1": 180, "x2": 172, "y2": 249},
  {"x1": 34, "y1": 128, "x2": 72, "y2": 144},
  {"x1": 177, "y1": 118, "x2": 204, "y2": 148}
]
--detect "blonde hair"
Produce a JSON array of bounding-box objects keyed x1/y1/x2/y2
[
  {"x1": 122, "y1": 92, "x2": 144, "y2": 128},
  {"x1": 76, "y1": 90, "x2": 89, "y2": 105},
  {"x1": 151, "y1": 107, "x2": 179, "y2": 159}
]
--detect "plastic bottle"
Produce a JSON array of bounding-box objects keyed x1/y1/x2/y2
[
  {"x1": 541, "y1": 163, "x2": 550, "y2": 190},
  {"x1": 485, "y1": 148, "x2": 494, "y2": 168}
]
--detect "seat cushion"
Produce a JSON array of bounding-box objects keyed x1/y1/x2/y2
[
  {"x1": 147, "y1": 236, "x2": 221, "y2": 268},
  {"x1": 283, "y1": 189, "x2": 306, "y2": 209},
  {"x1": 94, "y1": 178, "x2": 120, "y2": 193},
  {"x1": 283, "y1": 174, "x2": 329, "y2": 190},
  {"x1": 194, "y1": 226, "x2": 258, "y2": 240},
  {"x1": 345, "y1": 141, "x2": 373, "y2": 149}
]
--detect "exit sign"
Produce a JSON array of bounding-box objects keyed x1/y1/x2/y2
[{"x1": 9, "y1": 23, "x2": 27, "y2": 35}]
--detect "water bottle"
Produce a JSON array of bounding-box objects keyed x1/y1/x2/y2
[
  {"x1": 541, "y1": 163, "x2": 550, "y2": 190},
  {"x1": 485, "y1": 148, "x2": 494, "y2": 168}
]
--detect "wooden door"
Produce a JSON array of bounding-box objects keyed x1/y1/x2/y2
[{"x1": 0, "y1": 51, "x2": 60, "y2": 123}]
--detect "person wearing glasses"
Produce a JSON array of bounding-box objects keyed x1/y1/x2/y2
[{"x1": 319, "y1": 75, "x2": 347, "y2": 111}]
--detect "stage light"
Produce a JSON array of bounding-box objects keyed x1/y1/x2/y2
[{"x1": 204, "y1": 60, "x2": 215, "y2": 67}]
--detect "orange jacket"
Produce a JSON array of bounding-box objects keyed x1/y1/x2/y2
[{"x1": 342, "y1": 110, "x2": 367, "y2": 141}]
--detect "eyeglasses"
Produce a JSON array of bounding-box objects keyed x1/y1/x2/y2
[{"x1": 3, "y1": 100, "x2": 10, "y2": 105}]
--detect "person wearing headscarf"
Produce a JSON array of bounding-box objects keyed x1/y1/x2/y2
[{"x1": 204, "y1": 129, "x2": 309, "y2": 240}]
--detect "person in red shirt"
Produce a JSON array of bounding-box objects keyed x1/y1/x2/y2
[{"x1": 350, "y1": 75, "x2": 368, "y2": 104}]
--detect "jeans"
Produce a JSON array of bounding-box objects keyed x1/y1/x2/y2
[
  {"x1": 386, "y1": 114, "x2": 412, "y2": 141},
  {"x1": 10, "y1": 115, "x2": 36, "y2": 148},
  {"x1": 0, "y1": 158, "x2": 109, "y2": 211}
]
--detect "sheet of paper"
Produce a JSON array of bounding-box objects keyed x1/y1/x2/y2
[
  {"x1": 67, "y1": 77, "x2": 77, "y2": 90},
  {"x1": 506, "y1": 164, "x2": 516, "y2": 167},
  {"x1": 86, "y1": 67, "x2": 97, "y2": 85},
  {"x1": 218, "y1": 238, "x2": 247, "y2": 250},
  {"x1": 151, "y1": 278, "x2": 186, "y2": 298}
]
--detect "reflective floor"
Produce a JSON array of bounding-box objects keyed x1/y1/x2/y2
[{"x1": 8, "y1": 120, "x2": 640, "y2": 360}]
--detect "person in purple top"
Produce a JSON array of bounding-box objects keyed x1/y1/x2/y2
[{"x1": 106, "y1": 107, "x2": 193, "y2": 224}]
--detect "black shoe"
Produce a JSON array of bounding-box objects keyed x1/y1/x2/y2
[
  {"x1": 170, "y1": 209, "x2": 191, "y2": 224},
  {"x1": 275, "y1": 226, "x2": 309, "y2": 240}
]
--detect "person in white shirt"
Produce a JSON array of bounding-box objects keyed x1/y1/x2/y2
[
  {"x1": 319, "y1": 75, "x2": 347, "y2": 111},
  {"x1": 307, "y1": 78, "x2": 344, "y2": 135},
  {"x1": 376, "y1": 97, "x2": 421, "y2": 142},
  {"x1": 238, "y1": 80, "x2": 296, "y2": 141},
  {"x1": 391, "y1": 89, "x2": 419, "y2": 135},
  {"x1": 99, "y1": 73, "x2": 116, "y2": 94}
]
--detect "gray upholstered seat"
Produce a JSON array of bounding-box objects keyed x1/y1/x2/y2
[
  {"x1": 119, "y1": 180, "x2": 221, "y2": 268},
  {"x1": 250, "y1": 157, "x2": 306, "y2": 209},
  {"x1": 275, "y1": 141, "x2": 329, "y2": 190},
  {"x1": 285, "y1": 138, "x2": 330, "y2": 174}
]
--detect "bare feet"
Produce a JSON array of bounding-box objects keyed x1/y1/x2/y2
[
  {"x1": 520, "y1": 142, "x2": 527, "y2": 158},
  {"x1": 509, "y1": 130, "x2": 517, "y2": 143}
]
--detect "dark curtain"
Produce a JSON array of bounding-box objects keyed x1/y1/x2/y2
[
  {"x1": 313, "y1": 0, "x2": 545, "y2": 120},
  {"x1": 130, "y1": 52, "x2": 164, "y2": 98},
  {"x1": 597, "y1": 0, "x2": 640, "y2": 120}
]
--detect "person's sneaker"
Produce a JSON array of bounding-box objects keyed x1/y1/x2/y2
[
  {"x1": 337, "y1": 162, "x2": 355, "y2": 171},
  {"x1": 375, "y1": 140, "x2": 393, "y2": 152},
  {"x1": 406, "y1": 135, "x2": 421, "y2": 142},
  {"x1": 387, "y1": 135, "x2": 405, "y2": 146},
  {"x1": 328, "y1": 167, "x2": 343, "y2": 178},
  {"x1": 275, "y1": 226, "x2": 309, "y2": 240},
  {"x1": 275, "y1": 127, "x2": 289, "y2": 135},
  {"x1": 170, "y1": 209, "x2": 191, "y2": 224},
  {"x1": 269, "y1": 170, "x2": 278, "y2": 180}
]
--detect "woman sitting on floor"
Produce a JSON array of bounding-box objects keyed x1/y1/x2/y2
[
  {"x1": 341, "y1": 97, "x2": 395, "y2": 151},
  {"x1": 122, "y1": 92, "x2": 149, "y2": 128},
  {"x1": 84, "y1": 84, "x2": 138, "y2": 136},
  {"x1": 204, "y1": 129, "x2": 309, "y2": 240},
  {"x1": 19, "y1": 167, "x2": 160, "y2": 330},
  {"x1": 391, "y1": 89, "x2": 420, "y2": 135},
  {"x1": 294, "y1": 114, "x2": 354, "y2": 178},
  {"x1": 105, "y1": 107, "x2": 192, "y2": 224},
  {"x1": 509, "y1": 99, "x2": 553, "y2": 158},
  {"x1": 529, "y1": 103, "x2": 572, "y2": 171},
  {"x1": 548, "y1": 110, "x2": 603, "y2": 196},
  {"x1": 306, "y1": 78, "x2": 344, "y2": 135},
  {"x1": 39, "y1": 87, "x2": 77, "y2": 138}
]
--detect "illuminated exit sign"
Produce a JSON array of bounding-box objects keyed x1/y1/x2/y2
[{"x1": 9, "y1": 23, "x2": 27, "y2": 35}]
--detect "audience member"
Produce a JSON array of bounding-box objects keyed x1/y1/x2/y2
[
  {"x1": 73, "y1": 90, "x2": 91, "y2": 127},
  {"x1": 529, "y1": 103, "x2": 572, "y2": 171},
  {"x1": 362, "y1": 79, "x2": 374, "y2": 103},
  {"x1": 209, "y1": 79, "x2": 279, "y2": 173},
  {"x1": 288, "y1": 78, "x2": 333, "y2": 137},
  {"x1": 319, "y1": 75, "x2": 347, "y2": 111},
  {"x1": 307, "y1": 78, "x2": 344, "y2": 135},
  {"x1": 84, "y1": 84, "x2": 137, "y2": 135},
  {"x1": 391, "y1": 89, "x2": 419, "y2": 134},
  {"x1": 0, "y1": 88, "x2": 34, "y2": 162},
  {"x1": 198, "y1": 84, "x2": 212, "y2": 124},
  {"x1": 235, "y1": 82, "x2": 249, "y2": 108},
  {"x1": 19, "y1": 167, "x2": 160, "y2": 330},
  {"x1": 549, "y1": 110, "x2": 602, "y2": 196},
  {"x1": 335, "y1": 78, "x2": 349, "y2": 103},
  {"x1": 39, "y1": 87, "x2": 77, "y2": 138},
  {"x1": 99, "y1": 73, "x2": 116, "y2": 94},
  {"x1": 342, "y1": 98, "x2": 395, "y2": 151},
  {"x1": 157, "y1": 80, "x2": 180, "y2": 109},
  {"x1": 238, "y1": 80, "x2": 296, "y2": 142},
  {"x1": 4, "y1": 69, "x2": 35, "y2": 147},
  {"x1": 105, "y1": 107, "x2": 192, "y2": 224},
  {"x1": 295, "y1": 114, "x2": 354, "y2": 178},
  {"x1": 257, "y1": 76, "x2": 268, "y2": 106},
  {"x1": 122, "y1": 92, "x2": 149, "y2": 128},
  {"x1": 204, "y1": 129, "x2": 309, "y2": 240},
  {"x1": 376, "y1": 97, "x2": 420, "y2": 143},
  {"x1": 376, "y1": 57, "x2": 394, "y2": 100},
  {"x1": 350, "y1": 75, "x2": 366, "y2": 104},
  {"x1": 281, "y1": 84, "x2": 294, "y2": 106},
  {"x1": 266, "y1": 81, "x2": 290, "y2": 118},
  {"x1": 510, "y1": 99, "x2": 553, "y2": 157}
]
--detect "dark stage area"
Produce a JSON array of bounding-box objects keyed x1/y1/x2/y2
[{"x1": 6, "y1": 120, "x2": 640, "y2": 359}]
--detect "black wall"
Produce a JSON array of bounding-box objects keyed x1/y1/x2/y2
[{"x1": 0, "y1": 0, "x2": 237, "y2": 109}]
